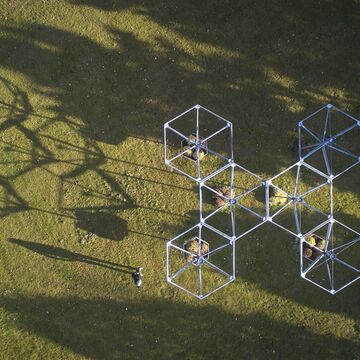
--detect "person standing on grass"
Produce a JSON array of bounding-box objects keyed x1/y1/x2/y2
[{"x1": 132, "y1": 267, "x2": 143, "y2": 288}]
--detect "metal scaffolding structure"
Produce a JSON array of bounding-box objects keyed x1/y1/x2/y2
[
  {"x1": 164, "y1": 104, "x2": 359, "y2": 299},
  {"x1": 297, "y1": 104, "x2": 360, "y2": 294}
]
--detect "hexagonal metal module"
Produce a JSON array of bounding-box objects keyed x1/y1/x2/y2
[
  {"x1": 267, "y1": 161, "x2": 332, "y2": 237},
  {"x1": 164, "y1": 104, "x2": 233, "y2": 182},
  {"x1": 200, "y1": 162, "x2": 267, "y2": 240},
  {"x1": 166, "y1": 224, "x2": 235, "y2": 299},
  {"x1": 298, "y1": 103, "x2": 360, "y2": 178},
  {"x1": 300, "y1": 218, "x2": 359, "y2": 294}
]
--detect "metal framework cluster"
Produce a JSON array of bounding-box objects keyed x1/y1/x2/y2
[{"x1": 164, "y1": 104, "x2": 359, "y2": 299}]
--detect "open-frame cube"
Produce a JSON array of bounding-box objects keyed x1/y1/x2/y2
[
  {"x1": 298, "y1": 104, "x2": 360, "y2": 179},
  {"x1": 300, "y1": 217, "x2": 359, "y2": 294},
  {"x1": 199, "y1": 162, "x2": 267, "y2": 240},
  {"x1": 164, "y1": 105, "x2": 233, "y2": 182},
  {"x1": 267, "y1": 161, "x2": 332, "y2": 237},
  {"x1": 166, "y1": 223, "x2": 235, "y2": 299}
]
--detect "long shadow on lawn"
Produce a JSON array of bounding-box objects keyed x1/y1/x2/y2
[
  {"x1": 1, "y1": 3, "x2": 359, "y2": 173},
  {"x1": 8, "y1": 238, "x2": 135, "y2": 274},
  {"x1": 0, "y1": 9, "x2": 359, "y2": 220},
  {"x1": 72, "y1": 0, "x2": 360, "y2": 175},
  {"x1": 0, "y1": 294, "x2": 358, "y2": 359},
  {"x1": 0, "y1": 25, "x2": 163, "y2": 146}
]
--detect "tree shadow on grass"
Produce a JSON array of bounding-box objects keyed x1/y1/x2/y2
[
  {"x1": 0, "y1": 294, "x2": 358, "y2": 359},
  {"x1": 74, "y1": 210, "x2": 128, "y2": 240},
  {"x1": 1, "y1": 5, "x2": 359, "y2": 162},
  {"x1": 68, "y1": 0, "x2": 133, "y2": 11},
  {"x1": 0, "y1": 25, "x2": 161, "y2": 146},
  {"x1": 8, "y1": 238, "x2": 135, "y2": 274},
  {"x1": 0, "y1": 9, "x2": 359, "y2": 196},
  {"x1": 0, "y1": 76, "x2": 53, "y2": 159},
  {"x1": 0, "y1": 176, "x2": 30, "y2": 218}
]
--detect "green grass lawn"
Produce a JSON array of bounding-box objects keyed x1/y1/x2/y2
[{"x1": 0, "y1": 0, "x2": 359, "y2": 359}]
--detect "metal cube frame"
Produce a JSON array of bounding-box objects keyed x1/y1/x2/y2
[
  {"x1": 300, "y1": 217, "x2": 359, "y2": 294},
  {"x1": 199, "y1": 162, "x2": 267, "y2": 241},
  {"x1": 166, "y1": 223, "x2": 235, "y2": 299},
  {"x1": 164, "y1": 104, "x2": 233, "y2": 182}
]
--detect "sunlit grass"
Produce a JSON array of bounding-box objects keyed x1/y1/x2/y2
[{"x1": 0, "y1": 0, "x2": 359, "y2": 359}]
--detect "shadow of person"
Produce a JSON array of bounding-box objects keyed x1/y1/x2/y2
[
  {"x1": 8, "y1": 238, "x2": 135, "y2": 274},
  {"x1": 74, "y1": 210, "x2": 128, "y2": 240}
]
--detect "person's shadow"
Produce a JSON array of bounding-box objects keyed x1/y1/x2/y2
[{"x1": 8, "y1": 238, "x2": 136, "y2": 274}]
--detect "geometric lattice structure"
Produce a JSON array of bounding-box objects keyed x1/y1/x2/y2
[
  {"x1": 298, "y1": 104, "x2": 360, "y2": 179},
  {"x1": 297, "y1": 104, "x2": 360, "y2": 293},
  {"x1": 164, "y1": 104, "x2": 359, "y2": 299}
]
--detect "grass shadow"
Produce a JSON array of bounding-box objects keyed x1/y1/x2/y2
[
  {"x1": 236, "y1": 222, "x2": 360, "y2": 318},
  {"x1": 74, "y1": 210, "x2": 128, "y2": 241},
  {"x1": 8, "y1": 238, "x2": 135, "y2": 273},
  {"x1": 0, "y1": 294, "x2": 358, "y2": 359}
]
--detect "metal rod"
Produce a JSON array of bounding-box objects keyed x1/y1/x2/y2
[
  {"x1": 236, "y1": 203, "x2": 263, "y2": 219},
  {"x1": 170, "y1": 260, "x2": 195, "y2": 280},
  {"x1": 203, "y1": 202, "x2": 229, "y2": 221},
  {"x1": 334, "y1": 258, "x2": 359, "y2": 273},
  {"x1": 207, "y1": 242, "x2": 232, "y2": 257},
  {"x1": 201, "y1": 124, "x2": 229, "y2": 143},
  {"x1": 203, "y1": 258, "x2": 231, "y2": 278},
  {"x1": 300, "y1": 181, "x2": 328, "y2": 199},
  {"x1": 168, "y1": 144, "x2": 196, "y2": 163},
  {"x1": 206, "y1": 147, "x2": 230, "y2": 162},
  {"x1": 323, "y1": 106, "x2": 330, "y2": 141},
  {"x1": 199, "y1": 105, "x2": 233, "y2": 125},
  {"x1": 167, "y1": 125, "x2": 189, "y2": 141},
  {"x1": 333, "y1": 237, "x2": 360, "y2": 254},
  {"x1": 235, "y1": 183, "x2": 264, "y2": 202},
  {"x1": 167, "y1": 105, "x2": 196, "y2": 125},
  {"x1": 302, "y1": 125, "x2": 321, "y2": 143},
  {"x1": 235, "y1": 221, "x2": 266, "y2": 240},
  {"x1": 327, "y1": 144, "x2": 359, "y2": 160}
]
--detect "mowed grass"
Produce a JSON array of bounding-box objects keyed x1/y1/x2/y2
[{"x1": 0, "y1": 0, "x2": 359, "y2": 359}]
